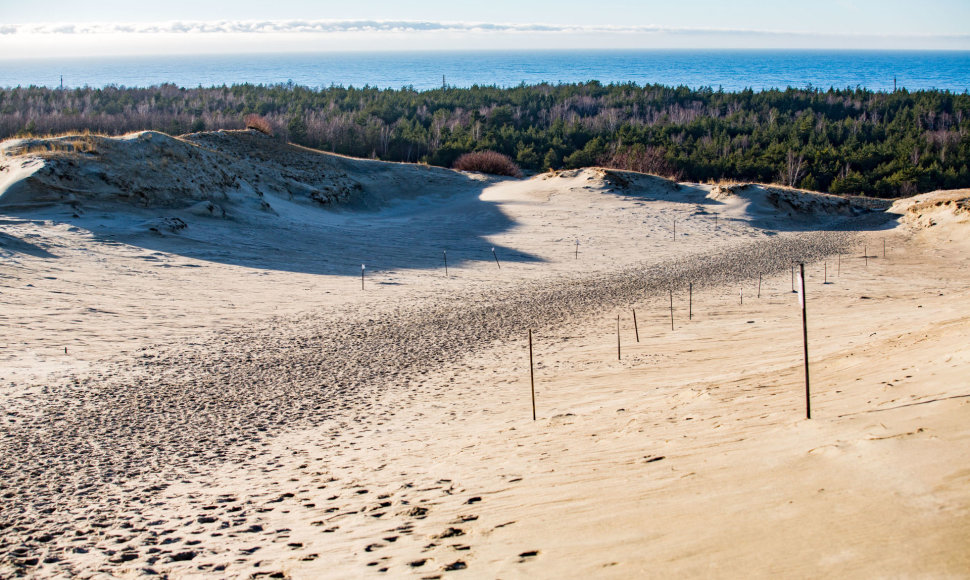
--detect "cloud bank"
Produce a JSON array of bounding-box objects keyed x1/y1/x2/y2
[{"x1": 2, "y1": 19, "x2": 967, "y2": 41}]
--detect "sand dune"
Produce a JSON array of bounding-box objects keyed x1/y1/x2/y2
[{"x1": 1, "y1": 132, "x2": 967, "y2": 578}]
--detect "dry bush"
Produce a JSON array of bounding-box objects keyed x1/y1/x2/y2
[
  {"x1": 244, "y1": 114, "x2": 275, "y2": 136},
  {"x1": 452, "y1": 150, "x2": 522, "y2": 178}
]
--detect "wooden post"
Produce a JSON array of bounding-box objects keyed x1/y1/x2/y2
[
  {"x1": 443, "y1": 250, "x2": 448, "y2": 277},
  {"x1": 740, "y1": 287, "x2": 743, "y2": 306},
  {"x1": 689, "y1": 283, "x2": 693, "y2": 320},
  {"x1": 669, "y1": 289, "x2": 674, "y2": 331},
  {"x1": 575, "y1": 239, "x2": 579, "y2": 260},
  {"x1": 529, "y1": 329, "x2": 536, "y2": 421},
  {"x1": 758, "y1": 273, "x2": 762, "y2": 298},
  {"x1": 791, "y1": 262, "x2": 796, "y2": 293},
  {"x1": 492, "y1": 247, "x2": 501, "y2": 269},
  {"x1": 883, "y1": 239, "x2": 886, "y2": 258},
  {"x1": 633, "y1": 309, "x2": 640, "y2": 342},
  {"x1": 798, "y1": 263, "x2": 811, "y2": 419},
  {"x1": 361, "y1": 264, "x2": 365, "y2": 290},
  {"x1": 617, "y1": 315, "x2": 621, "y2": 360}
]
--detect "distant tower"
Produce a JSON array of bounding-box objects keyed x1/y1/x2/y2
[
  {"x1": 442, "y1": 74, "x2": 446, "y2": 89},
  {"x1": 893, "y1": 76, "x2": 897, "y2": 92},
  {"x1": 60, "y1": 75, "x2": 63, "y2": 90}
]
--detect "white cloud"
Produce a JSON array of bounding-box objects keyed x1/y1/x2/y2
[
  {"x1": 1, "y1": 19, "x2": 967, "y2": 57},
  {"x1": 2, "y1": 18, "x2": 964, "y2": 39}
]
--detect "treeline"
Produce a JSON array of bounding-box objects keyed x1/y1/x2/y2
[{"x1": 2, "y1": 82, "x2": 969, "y2": 197}]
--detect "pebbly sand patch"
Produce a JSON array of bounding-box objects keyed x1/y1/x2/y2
[{"x1": 1, "y1": 133, "x2": 967, "y2": 578}]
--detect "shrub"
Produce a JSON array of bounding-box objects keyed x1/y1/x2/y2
[
  {"x1": 453, "y1": 150, "x2": 522, "y2": 178},
  {"x1": 244, "y1": 114, "x2": 274, "y2": 136}
]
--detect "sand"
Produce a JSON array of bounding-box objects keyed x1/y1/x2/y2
[{"x1": 0, "y1": 132, "x2": 967, "y2": 578}]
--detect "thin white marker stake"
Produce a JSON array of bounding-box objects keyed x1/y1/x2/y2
[{"x1": 361, "y1": 264, "x2": 365, "y2": 290}]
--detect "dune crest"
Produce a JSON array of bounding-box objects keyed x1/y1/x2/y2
[
  {"x1": 0, "y1": 129, "x2": 475, "y2": 213},
  {"x1": 890, "y1": 189, "x2": 970, "y2": 231}
]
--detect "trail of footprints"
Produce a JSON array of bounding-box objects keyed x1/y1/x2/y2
[{"x1": 13, "y1": 442, "x2": 539, "y2": 577}]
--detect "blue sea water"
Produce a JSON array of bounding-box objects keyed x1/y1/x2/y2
[{"x1": 0, "y1": 50, "x2": 968, "y2": 93}]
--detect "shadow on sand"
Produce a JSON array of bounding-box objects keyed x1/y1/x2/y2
[
  {"x1": 1, "y1": 174, "x2": 542, "y2": 276},
  {"x1": 606, "y1": 181, "x2": 901, "y2": 233}
]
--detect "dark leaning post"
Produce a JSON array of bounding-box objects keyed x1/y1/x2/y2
[
  {"x1": 529, "y1": 329, "x2": 536, "y2": 421},
  {"x1": 633, "y1": 309, "x2": 640, "y2": 342}
]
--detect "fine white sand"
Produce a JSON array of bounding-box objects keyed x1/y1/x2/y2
[{"x1": 1, "y1": 132, "x2": 967, "y2": 578}]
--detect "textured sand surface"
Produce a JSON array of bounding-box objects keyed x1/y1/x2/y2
[{"x1": 1, "y1": 133, "x2": 967, "y2": 578}]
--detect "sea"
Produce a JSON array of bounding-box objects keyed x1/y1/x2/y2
[{"x1": 0, "y1": 50, "x2": 968, "y2": 93}]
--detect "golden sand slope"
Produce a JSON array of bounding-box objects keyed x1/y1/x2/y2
[{"x1": 0, "y1": 132, "x2": 967, "y2": 578}]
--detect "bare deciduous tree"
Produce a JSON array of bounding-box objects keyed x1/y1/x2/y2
[{"x1": 781, "y1": 149, "x2": 806, "y2": 188}]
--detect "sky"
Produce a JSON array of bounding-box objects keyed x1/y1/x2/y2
[{"x1": 1, "y1": 0, "x2": 968, "y2": 58}]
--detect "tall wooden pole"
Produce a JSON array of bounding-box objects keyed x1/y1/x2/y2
[
  {"x1": 443, "y1": 250, "x2": 448, "y2": 277},
  {"x1": 529, "y1": 329, "x2": 536, "y2": 421},
  {"x1": 361, "y1": 264, "x2": 365, "y2": 290},
  {"x1": 492, "y1": 247, "x2": 501, "y2": 269},
  {"x1": 633, "y1": 309, "x2": 639, "y2": 342},
  {"x1": 799, "y1": 263, "x2": 811, "y2": 419}
]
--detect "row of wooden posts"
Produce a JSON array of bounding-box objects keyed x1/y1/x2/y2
[
  {"x1": 358, "y1": 236, "x2": 889, "y2": 290},
  {"x1": 357, "y1": 227, "x2": 892, "y2": 295},
  {"x1": 524, "y1": 244, "x2": 893, "y2": 423},
  {"x1": 357, "y1": 239, "x2": 888, "y2": 422}
]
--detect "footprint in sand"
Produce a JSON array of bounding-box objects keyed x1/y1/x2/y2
[
  {"x1": 434, "y1": 527, "x2": 465, "y2": 539},
  {"x1": 443, "y1": 560, "x2": 467, "y2": 571}
]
